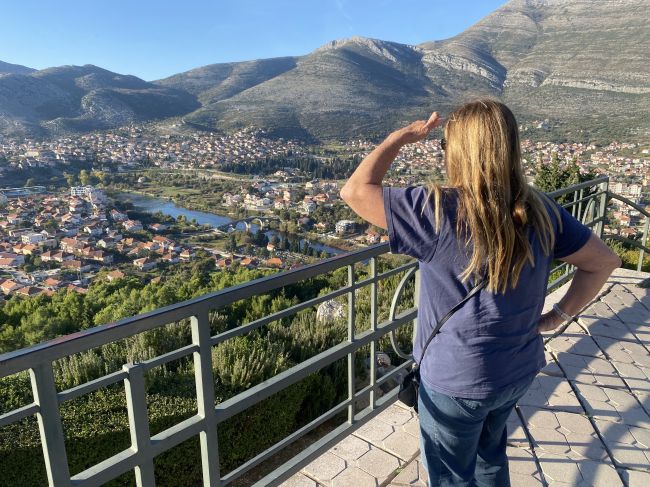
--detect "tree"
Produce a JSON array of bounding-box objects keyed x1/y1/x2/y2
[
  {"x1": 79, "y1": 169, "x2": 91, "y2": 186},
  {"x1": 64, "y1": 172, "x2": 77, "y2": 187}
]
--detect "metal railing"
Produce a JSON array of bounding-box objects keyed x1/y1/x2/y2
[
  {"x1": 0, "y1": 175, "x2": 645, "y2": 487},
  {"x1": 546, "y1": 176, "x2": 609, "y2": 292},
  {"x1": 0, "y1": 244, "x2": 419, "y2": 487}
]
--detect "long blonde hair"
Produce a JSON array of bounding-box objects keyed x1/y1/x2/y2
[{"x1": 429, "y1": 99, "x2": 559, "y2": 294}]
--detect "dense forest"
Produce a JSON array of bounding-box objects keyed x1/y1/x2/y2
[{"x1": 0, "y1": 253, "x2": 415, "y2": 486}]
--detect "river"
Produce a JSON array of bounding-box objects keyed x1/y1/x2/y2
[{"x1": 116, "y1": 192, "x2": 345, "y2": 256}]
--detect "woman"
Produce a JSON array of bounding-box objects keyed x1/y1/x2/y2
[{"x1": 340, "y1": 99, "x2": 621, "y2": 486}]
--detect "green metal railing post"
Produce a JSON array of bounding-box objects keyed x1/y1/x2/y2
[
  {"x1": 369, "y1": 257, "x2": 378, "y2": 409},
  {"x1": 30, "y1": 363, "x2": 72, "y2": 487},
  {"x1": 347, "y1": 264, "x2": 356, "y2": 424},
  {"x1": 123, "y1": 363, "x2": 156, "y2": 487},
  {"x1": 192, "y1": 312, "x2": 221, "y2": 487},
  {"x1": 639, "y1": 217, "x2": 649, "y2": 272},
  {"x1": 597, "y1": 180, "x2": 609, "y2": 238}
]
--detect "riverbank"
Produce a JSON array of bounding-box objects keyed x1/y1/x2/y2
[{"x1": 112, "y1": 190, "x2": 349, "y2": 256}]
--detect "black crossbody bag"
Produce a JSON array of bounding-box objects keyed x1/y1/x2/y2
[{"x1": 398, "y1": 281, "x2": 485, "y2": 412}]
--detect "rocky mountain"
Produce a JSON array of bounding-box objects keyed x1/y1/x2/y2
[
  {"x1": 1, "y1": 0, "x2": 648, "y2": 140},
  {"x1": 0, "y1": 61, "x2": 34, "y2": 75},
  {"x1": 156, "y1": 0, "x2": 650, "y2": 140},
  {"x1": 0, "y1": 64, "x2": 199, "y2": 137}
]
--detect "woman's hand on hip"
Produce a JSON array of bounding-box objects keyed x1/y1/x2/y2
[
  {"x1": 537, "y1": 310, "x2": 563, "y2": 333},
  {"x1": 391, "y1": 112, "x2": 444, "y2": 145}
]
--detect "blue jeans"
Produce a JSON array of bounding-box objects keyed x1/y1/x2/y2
[{"x1": 418, "y1": 376, "x2": 534, "y2": 487}]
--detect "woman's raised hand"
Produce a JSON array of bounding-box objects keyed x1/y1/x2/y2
[{"x1": 392, "y1": 112, "x2": 444, "y2": 145}]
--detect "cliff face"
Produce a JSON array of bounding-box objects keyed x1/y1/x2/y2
[
  {"x1": 166, "y1": 0, "x2": 650, "y2": 140},
  {"x1": 1, "y1": 0, "x2": 649, "y2": 140}
]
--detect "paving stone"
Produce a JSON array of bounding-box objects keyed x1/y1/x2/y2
[
  {"x1": 507, "y1": 447, "x2": 543, "y2": 486},
  {"x1": 578, "y1": 315, "x2": 640, "y2": 343},
  {"x1": 580, "y1": 300, "x2": 621, "y2": 322},
  {"x1": 545, "y1": 329, "x2": 604, "y2": 359},
  {"x1": 537, "y1": 453, "x2": 622, "y2": 486},
  {"x1": 553, "y1": 351, "x2": 628, "y2": 389},
  {"x1": 375, "y1": 404, "x2": 416, "y2": 427},
  {"x1": 519, "y1": 407, "x2": 608, "y2": 462},
  {"x1": 573, "y1": 382, "x2": 650, "y2": 429},
  {"x1": 279, "y1": 473, "x2": 321, "y2": 487},
  {"x1": 382, "y1": 429, "x2": 419, "y2": 461},
  {"x1": 602, "y1": 285, "x2": 640, "y2": 308},
  {"x1": 507, "y1": 409, "x2": 529, "y2": 447},
  {"x1": 331, "y1": 466, "x2": 377, "y2": 487},
  {"x1": 611, "y1": 360, "x2": 650, "y2": 398},
  {"x1": 621, "y1": 468, "x2": 650, "y2": 486},
  {"x1": 613, "y1": 304, "x2": 650, "y2": 327},
  {"x1": 594, "y1": 419, "x2": 650, "y2": 472},
  {"x1": 609, "y1": 269, "x2": 650, "y2": 286},
  {"x1": 518, "y1": 374, "x2": 584, "y2": 413},
  {"x1": 356, "y1": 447, "x2": 403, "y2": 484},
  {"x1": 303, "y1": 452, "x2": 347, "y2": 486},
  {"x1": 592, "y1": 335, "x2": 650, "y2": 368},
  {"x1": 355, "y1": 417, "x2": 395, "y2": 444},
  {"x1": 389, "y1": 456, "x2": 427, "y2": 486},
  {"x1": 541, "y1": 350, "x2": 563, "y2": 377},
  {"x1": 402, "y1": 416, "x2": 420, "y2": 438},
  {"x1": 625, "y1": 284, "x2": 650, "y2": 307},
  {"x1": 330, "y1": 435, "x2": 371, "y2": 462}
]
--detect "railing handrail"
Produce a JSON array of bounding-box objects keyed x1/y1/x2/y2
[
  {"x1": 546, "y1": 175, "x2": 609, "y2": 199},
  {"x1": 0, "y1": 242, "x2": 390, "y2": 377},
  {"x1": 0, "y1": 176, "x2": 633, "y2": 487},
  {"x1": 607, "y1": 192, "x2": 650, "y2": 219}
]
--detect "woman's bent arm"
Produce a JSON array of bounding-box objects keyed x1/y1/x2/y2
[
  {"x1": 539, "y1": 234, "x2": 622, "y2": 331},
  {"x1": 340, "y1": 112, "x2": 443, "y2": 229}
]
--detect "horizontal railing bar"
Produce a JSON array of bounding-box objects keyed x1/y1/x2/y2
[
  {"x1": 215, "y1": 308, "x2": 417, "y2": 424},
  {"x1": 221, "y1": 399, "x2": 351, "y2": 485},
  {"x1": 139, "y1": 343, "x2": 198, "y2": 372},
  {"x1": 71, "y1": 415, "x2": 204, "y2": 486},
  {"x1": 372, "y1": 261, "x2": 418, "y2": 283},
  {"x1": 150, "y1": 414, "x2": 205, "y2": 457},
  {"x1": 608, "y1": 193, "x2": 650, "y2": 218},
  {"x1": 584, "y1": 216, "x2": 606, "y2": 228},
  {"x1": 354, "y1": 383, "x2": 374, "y2": 401},
  {"x1": 211, "y1": 285, "x2": 354, "y2": 346},
  {"x1": 559, "y1": 190, "x2": 606, "y2": 209},
  {"x1": 547, "y1": 272, "x2": 574, "y2": 294},
  {"x1": 211, "y1": 260, "x2": 418, "y2": 347},
  {"x1": 0, "y1": 244, "x2": 390, "y2": 378},
  {"x1": 57, "y1": 370, "x2": 127, "y2": 404},
  {"x1": 0, "y1": 403, "x2": 38, "y2": 428},
  {"x1": 256, "y1": 390, "x2": 399, "y2": 487},
  {"x1": 546, "y1": 176, "x2": 608, "y2": 198},
  {"x1": 604, "y1": 234, "x2": 650, "y2": 254},
  {"x1": 376, "y1": 360, "x2": 414, "y2": 387},
  {"x1": 71, "y1": 448, "x2": 136, "y2": 487}
]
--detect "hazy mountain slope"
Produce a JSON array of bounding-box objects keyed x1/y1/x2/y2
[
  {"x1": 0, "y1": 65, "x2": 200, "y2": 137},
  {"x1": 0, "y1": 0, "x2": 648, "y2": 140},
  {"x1": 176, "y1": 0, "x2": 650, "y2": 140},
  {"x1": 156, "y1": 57, "x2": 298, "y2": 104},
  {"x1": 0, "y1": 60, "x2": 35, "y2": 75},
  {"x1": 183, "y1": 38, "x2": 455, "y2": 139}
]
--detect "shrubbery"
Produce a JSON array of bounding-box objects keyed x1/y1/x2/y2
[{"x1": 0, "y1": 256, "x2": 414, "y2": 486}]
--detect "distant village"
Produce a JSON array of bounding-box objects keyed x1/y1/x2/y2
[{"x1": 1, "y1": 125, "x2": 649, "y2": 302}]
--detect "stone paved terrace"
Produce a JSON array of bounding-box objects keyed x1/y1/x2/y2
[{"x1": 280, "y1": 268, "x2": 650, "y2": 487}]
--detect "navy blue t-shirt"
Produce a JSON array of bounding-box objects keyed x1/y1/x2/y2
[{"x1": 383, "y1": 186, "x2": 592, "y2": 399}]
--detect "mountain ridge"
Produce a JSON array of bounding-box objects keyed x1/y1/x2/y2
[{"x1": 1, "y1": 0, "x2": 648, "y2": 140}]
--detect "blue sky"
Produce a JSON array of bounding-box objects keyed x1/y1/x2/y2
[{"x1": 1, "y1": 0, "x2": 506, "y2": 81}]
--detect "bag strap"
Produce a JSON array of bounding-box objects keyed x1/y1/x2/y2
[{"x1": 416, "y1": 280, "x2": 486, "y2": 366}]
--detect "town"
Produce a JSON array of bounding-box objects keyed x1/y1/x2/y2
[{"x1": 1, "y1": 125, "x2": 649, "y2": 302}]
